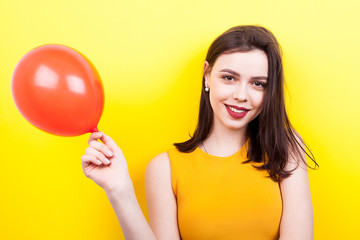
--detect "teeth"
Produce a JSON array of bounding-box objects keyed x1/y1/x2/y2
[{"x1": 228, "y1": 106, "x2": 245, "y2": 113}]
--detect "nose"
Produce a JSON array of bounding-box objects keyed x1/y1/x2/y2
[{"x1": 232, "y1": 83, "x2": 248, "y2": 102}]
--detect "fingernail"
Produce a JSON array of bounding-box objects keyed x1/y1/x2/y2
[
  {"x1": 107, "y1": 151, "x2": 113, "y2": 157},
  {"x1": 105, "y1": 159, "x2": 111, "y2": 164}
]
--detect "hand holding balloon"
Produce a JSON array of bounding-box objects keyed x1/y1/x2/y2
[
  {"x1": 81, "y1": 131, "x2": 133, "y2": 195},
  {"x1": 11, "y1": 44, "x2": 104, "y2": 136}
]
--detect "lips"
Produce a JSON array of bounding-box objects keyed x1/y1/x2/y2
[{"x1": 225, "y1": 104, "x2": 249, "y2": 119}]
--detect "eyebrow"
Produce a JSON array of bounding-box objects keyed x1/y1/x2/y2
[{"x1": 219, "y1": 68, "x2": 268, "y2": 80}]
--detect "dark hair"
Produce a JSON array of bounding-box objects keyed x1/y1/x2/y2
[{"x1": 174, "y1": 25, "x2": 318, "y2": 182}]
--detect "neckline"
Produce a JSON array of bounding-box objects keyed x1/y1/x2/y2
[{"x1": 196, "y1": 139, "x2": 248, "y2": 160}]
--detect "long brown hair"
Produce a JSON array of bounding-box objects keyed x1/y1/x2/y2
[{"x1": 174, "y1": 25, "x2": 318, "y2": 182}]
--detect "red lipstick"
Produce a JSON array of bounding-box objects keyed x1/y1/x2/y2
[{"x1": 225, "y1": 104, "x2": 249, "y2": 119}]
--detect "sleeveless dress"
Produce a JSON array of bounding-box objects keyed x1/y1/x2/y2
[{"x1": 167, "y1": 141, "x2": 282, "y2": 240}]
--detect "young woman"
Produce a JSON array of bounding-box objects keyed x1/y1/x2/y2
[{"x1": 81, "y1": 25, "x2": 318, "y2": 240}]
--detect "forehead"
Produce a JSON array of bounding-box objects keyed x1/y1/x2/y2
[{"x1": 212, "y1": 49, "x2": 268, "y2": 76}]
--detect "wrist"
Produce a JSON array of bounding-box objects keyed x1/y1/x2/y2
[{"x1": 105, "y1": 176, "x2": 136, "y2": 202}]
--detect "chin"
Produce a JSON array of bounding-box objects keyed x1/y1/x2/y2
[{"x1": 223, "y1": 120, "x2": 249, "y2": 131}]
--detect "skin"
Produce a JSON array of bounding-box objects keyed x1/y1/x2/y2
[
  {"x1": 81, "y1": 50, "x2": 314, "y2": 240},
  {"x1": 202, "y1": 50, "x2": 268, "y2": 156}
]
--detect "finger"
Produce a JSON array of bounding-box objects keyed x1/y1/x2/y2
[
  {"x1": 88, "y1": 131, "x2": 102, "y2": 145},
  {"x1": 98, "y1": 131, "x2": 119, "y2": 154},
  {"x1": 85, "y1": 147, "x2": 111, "y2": 165},
  {"x1": 89, "y1": 139, "x2": 114, "y2": 158},
  {"x1": 81, "y1": 154, "x2": 102, "y2": 166}
]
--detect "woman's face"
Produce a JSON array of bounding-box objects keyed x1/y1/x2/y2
[{"x1": 204, "y1": 49, "x2": 268, "y2": 131}]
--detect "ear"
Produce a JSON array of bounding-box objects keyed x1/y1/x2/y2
[{"x1": 203, "y1": 61, "x2": 210, "y2": 85}]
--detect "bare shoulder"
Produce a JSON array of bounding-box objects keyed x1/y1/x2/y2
[
  {"x1": 279, "y1": 133, "x2": 314, "y2": 239},
  {"x1": 145, "y1": 152, "x2": 180, "y2": 239},
  {"x1": 284, "y1": 131, "x2": 308, "y2": 172},
  {"x1": 281, "y1": 132, "x2": 309, "y2": 187},
  {"x1": 145, "y1": 152, "x2": 171, "y2": 179}
]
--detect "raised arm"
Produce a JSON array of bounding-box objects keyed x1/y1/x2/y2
[
  {"x1": 81, "y1": 131, "x2": 156, "y2": 240},
  {"x1": 279, "y1": 146, "x2": 314, "y2": 240}
]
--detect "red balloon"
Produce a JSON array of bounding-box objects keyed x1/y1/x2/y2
[{"x1": 11, "y1": 44, "x2": 104, "y2": 136}]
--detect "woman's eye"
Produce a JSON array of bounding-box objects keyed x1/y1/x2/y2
[
  {"x1": 253, "y1": 81, "x2": 266, "y2": 88},
  {"x1": 223, "y1": 75, "x2": 235, "y2": 81}
]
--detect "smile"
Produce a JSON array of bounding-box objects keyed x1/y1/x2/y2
[
  {"x1": 228, "y1": 106, "x2": 245, "y2": 113},
  {"x1": 225, "y1": 104, "x2": 249, "y2": 119}
]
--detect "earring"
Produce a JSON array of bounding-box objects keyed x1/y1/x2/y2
[{"x1": 205, "y1": 86, "x2": 209, "y2": 92}]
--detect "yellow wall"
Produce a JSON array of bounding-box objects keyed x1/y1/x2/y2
[{"x1": 1, "y1": 0, "x2": 359, "y2": 239}]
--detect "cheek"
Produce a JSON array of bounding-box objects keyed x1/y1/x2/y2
[
  {"x1": 251, "y1": 91, "x2": 265, "y2": 109},
  {"x1": 209, "y1": 88, "x2": 231, "y2": 110},
  {"x1": 210, "y1": 82, "x2": 233, "y2": 101}
]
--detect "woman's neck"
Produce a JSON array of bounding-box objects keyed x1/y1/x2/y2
[{"x1": 201, "y1": 121, "x2": 247, "y2": 157}]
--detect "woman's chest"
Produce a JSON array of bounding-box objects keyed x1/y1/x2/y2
[{"x1": 176, "y1": 161, "x2": 282, "y2": 240}]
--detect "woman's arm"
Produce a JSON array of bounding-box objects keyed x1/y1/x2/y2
[
  {"x1": 105, "y1": 181, "x2": 156, "y2": 239},
  {"x1": 145, "y1": 152, "x2": 181, "y2": 240},
  {"x1": 81, "y1": 132, "x2": 156, "y2": 240},
  {"x1": 279, "y1": 145, "x2": 314, "y2": 240},
  {"x1": 106, "y1": 152, "x2": 181, "y2": 240}
]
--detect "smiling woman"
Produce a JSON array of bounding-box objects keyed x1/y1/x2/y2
[
  {"x1": 81, "y1": 25, "x2": 318, "y2": 240},
  {"x1": 204, "y1": 50, "x2": 268, "y2": 132}
]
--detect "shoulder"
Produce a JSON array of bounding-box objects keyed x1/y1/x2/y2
[
  {"x1": 145, "y1": 149, "x2": 184, "y2": 196},
  {"x1": 278, "y1": 132, "x2": 314, "y2": 238},
  {"x1": 283, "y1": 131, "x2": 307, "y2": 172},
  {"x1": 145, "y1": 152, "x2": 173, "y2": 201},
  {"x1": 147, "y1": 152, "x2": 170, "y2": 167},
  {"x1": 145, "y1": 152, "x2": 181, "y2": 239},
  {"x1": 280, "y1": 132, "x2": 309, "y2": 190},
  {"x1": 145, "y1": 152, "x2": 171, "y2": 180}
]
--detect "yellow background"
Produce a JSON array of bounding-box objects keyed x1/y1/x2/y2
[{"x1": 1, "y1": 0, "x2": 359, "y2": 239}]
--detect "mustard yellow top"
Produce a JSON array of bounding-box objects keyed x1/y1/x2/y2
[{"x1": 168, "y1": 142, "x2": 282, "y2": 240}]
